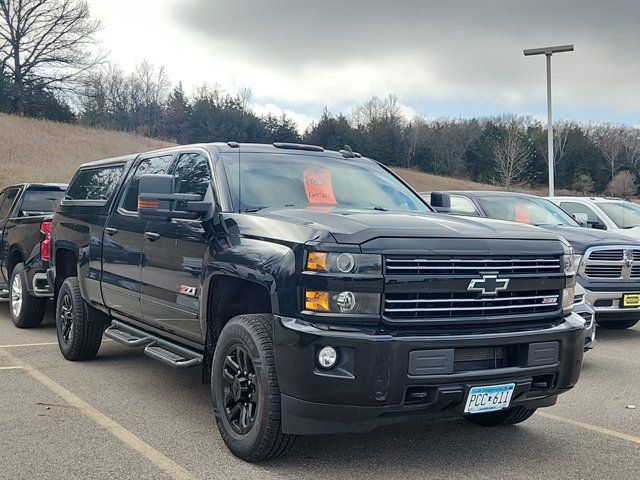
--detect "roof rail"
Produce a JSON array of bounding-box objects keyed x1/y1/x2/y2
[
  {"x1": 339, "y1": 145, "x2": 362, "y2": 158},
  {"x1": 273, "y1": 142, "x2": 324, "y2": 152}
]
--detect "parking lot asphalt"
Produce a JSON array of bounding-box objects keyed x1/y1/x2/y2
[{"x1": 0, "y1": 302, "x2": 638, "y2": 480}]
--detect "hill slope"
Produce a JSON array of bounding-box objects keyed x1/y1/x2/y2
[
  {"x1": 0, "y1": 113, "x2": 173, "y2": 187},
  {"x1": 0, "y1": 113, "x2": 499, "y2": 193}
]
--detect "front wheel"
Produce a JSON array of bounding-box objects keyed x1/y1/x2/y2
[
  {"x1": 597, "y1": 319, "x2": 639, "y2": 329},
  {"x1": 9, "y1": 263, "x2": 46, "y2": 328},
  {"x1": 212, "y1": 314, "x2": 296, "y2": 462},
  {"x1": 464, "y1": 406, "x2": 537, "y2": 427},
  {"x1": 56, "y1": 277, "x2": 104, "y2": 361}
]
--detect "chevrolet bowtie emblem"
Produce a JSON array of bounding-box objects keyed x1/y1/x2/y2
[{"x1": 468, "y1": 274, "x2": 510, "y2": 296}]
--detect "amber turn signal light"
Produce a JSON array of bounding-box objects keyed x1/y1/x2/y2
[
  {"x1": 306, "y1": 252, "x2": 328, "y2": 272},
  {"x1": 305, "y1": 290, "x2": 329, "y2": 312}
]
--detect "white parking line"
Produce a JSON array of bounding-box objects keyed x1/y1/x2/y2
[
  {"x1": 538, "y1": 411, "x2": 640, "y2": 446},
  {"x1": 0, "y1": 342, "x2": 59, "y2": 349},
  {"x1": 0, "y1": 366, "x2": 24, "y2": 370},
  {"x1": 0, "y1": 349, "x2": 196, "y2": 480}
]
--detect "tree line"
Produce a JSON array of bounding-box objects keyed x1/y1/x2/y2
[{"x1": 1, "y1": 0, "x2": 638, "y2": 196}]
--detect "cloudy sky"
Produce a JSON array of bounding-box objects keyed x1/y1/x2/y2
[{"x1": 87, "y1": 0, "x2": 640, "y2": 129}]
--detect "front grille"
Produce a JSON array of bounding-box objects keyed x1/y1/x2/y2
[
  {"x1": 589, "y1": 250, "x2": 623, "y2": 261},
  {"x1": 582, "y1": 247, "x2": 640, "y2": 280},
  {"x1": 384, "y1": 290, "x2": 560, "y2": 319},
  {"x1": 584, "y1": 265, "x2": 623, "y2": 278},
  {"x1": 385, "y1": 255, "x2": 562, "y2": 276}
]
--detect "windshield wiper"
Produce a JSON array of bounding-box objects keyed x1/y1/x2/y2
[{"x1": 369, "y1": 206, "x2": 389, "y2": 212}]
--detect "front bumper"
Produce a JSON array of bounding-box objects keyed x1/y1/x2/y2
[
  {"x1": 274, "y1": 314, "x2": 585, "y2": 435},
  {"x1": 584, "y1": 289, "x2": 640, "y2": 322}
]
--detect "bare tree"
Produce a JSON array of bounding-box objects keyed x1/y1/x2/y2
[
  {"x1": 0, "y1": 0, "x2": 102, "y2": 114},
  {"x1": 587, "y1": 123, "x2": 627, "y2": 180},
  {"x1": 622, "y1": 128, "x2": 640, "y2": 170},
  {"x1": 350, "y1": 94, "x2": 403, "y2": 128},
  {"x1": 491, "y1": 124, "x2": 532, "y2": 190},
  {"x1": 539, "y1": 121, "x2": 571, "y2": 168},
  {"x1": 606, "y1": 171, "x2": 637, "y2": 199}
]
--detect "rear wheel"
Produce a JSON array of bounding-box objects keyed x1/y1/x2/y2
[
  {"x1": 212, "y1": 314, "x2": 296, "y2": 462},
  {"x1": 9, "y1": 263, "x2": 46, "y2": 328},
  {"x1": 597, "y1": 319, "x2": 639, "y2": 329},
  {"x1": 464, "y1": 406, "x2": 537, "y2": 427},
  {"x1": 56, "y1": 277, "x2": 104, "y2": 361}
]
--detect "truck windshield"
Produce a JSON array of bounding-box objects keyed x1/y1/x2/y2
[
  {"x1": 222, "y1": 153, "x2": 430, "y2": 213},
  {"x1": 476, "y1": 194, "x2": 579, "y2": 227},
  {"x1": 21, "y1": 189, "x2": 65, "y2": 214},
  {"x1": 597, "y1": 202, "x2": 640, "y2": 229}
]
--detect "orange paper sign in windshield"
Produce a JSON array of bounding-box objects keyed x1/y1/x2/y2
[
  {"x1": 514, "y1": 205, "x2": 531, "y2": 224},
  {"x1": 303, "y1": 168, "x2": 337, "y2": 204}
]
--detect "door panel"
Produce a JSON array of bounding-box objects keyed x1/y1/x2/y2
[
  {"x1": 141, "y1": 152, "x2": 212, "y2": 340},
  {"x1": 101, "y1": 155, "x2": 172, "y2": 320}
]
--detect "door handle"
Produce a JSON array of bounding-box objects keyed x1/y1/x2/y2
[
  {"x1": 105, "y1": 227, "x2": 118, "y2": 236},
  {"x1": 144, "y1": 232, "x2": 161, "y2": 242}
]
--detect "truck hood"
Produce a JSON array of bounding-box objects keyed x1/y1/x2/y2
[
  {"x1": 541, "y1": 225, "x2": 640, "y2": 254},
  {"x1": 258, "y1": 208, "x2": 563, "y2": 244}
]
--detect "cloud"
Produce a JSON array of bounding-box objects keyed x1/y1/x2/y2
[{"x1": 88, "y1": 0, "x2": 640, "y2": 124}]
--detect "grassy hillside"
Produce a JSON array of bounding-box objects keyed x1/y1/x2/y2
[
  {"x1": 0, "y1": 113, "x2": 173, "y2": 188},
  {"x1": 1, "y1": 113, "x2": 526, "y2": 195}
]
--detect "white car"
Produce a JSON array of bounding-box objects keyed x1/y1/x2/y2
[{"x1": 550, "y1": 197, "x2": 640, "y2": 241}]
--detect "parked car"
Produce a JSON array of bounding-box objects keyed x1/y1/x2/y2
[
  {"x1": 429, "y1": 191, "x2": 640, "y2": 331},
  {"x1": 49, "y1": 143, "x2": 584, "y2": 462},
  {"x1": 0, "y1": 183, "x2": 66, "y2": 327},
  {"x1": 550, "y1": 196, "x2": 640, "y2": 240}
]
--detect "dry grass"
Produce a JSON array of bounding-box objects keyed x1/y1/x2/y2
[
  {"x1": 0, "y1": 113, "x2": 174, "y2": 188},
  {"x1": 394, "y1": 168, "x2": 499, "y2": 193}
]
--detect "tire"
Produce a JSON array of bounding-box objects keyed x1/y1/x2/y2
[
  {"x1": 212, "y1": 314, "x2": 296, "y2": 462},
  {"x1": 9, "y1": 263, "x2": 46, "y2": 328},
  {"x1": 597, "y1": 319, "x2": 639, "y2": 329},
  {"x1": 464, "y1": 406, "x2": 537, "y2": 427},
  {"x1": 56, "y1": 277, "x2": 104, "y2": 361}
]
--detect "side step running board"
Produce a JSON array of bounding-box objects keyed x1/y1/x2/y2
[{"x1": 104, "y1": 320, "x2": 203, "y2": 369}]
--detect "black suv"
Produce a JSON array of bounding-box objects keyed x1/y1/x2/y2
[{"x1": 49, "y1": 143, "x2": 584, "y2": 461}]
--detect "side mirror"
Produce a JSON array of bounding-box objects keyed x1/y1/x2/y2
[
  {"x1": 137, "y1": 174, "x2": 213, "y2": 220},
  {"x1": 572, "y1": 213, "x2": 588, "y2": 227},
  {"x1": 430, "y1": 192, "x2": 452, "y2": 213}
]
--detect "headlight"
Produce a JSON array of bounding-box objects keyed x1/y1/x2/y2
[
  {"x1": 562, "y1": 252, "x2": 581, "y2": 276},
  {"x1": 306, "y1": 252, "x2": 382, "y2": 274},
  {"x1": 304, "y1": 290, "x2": 381, "y2": 314}
]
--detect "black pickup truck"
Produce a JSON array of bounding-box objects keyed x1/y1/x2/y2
[
  {"x1": 49, "y1": 143, "x2": 584, "y2": 461},
  {"x1": 0, "y1": 183, "x2": 66, "y2": 327}
]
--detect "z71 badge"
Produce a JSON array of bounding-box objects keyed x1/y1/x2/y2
[{"x1": 179, "y1": 285, "x2": 197, "y2": 297}]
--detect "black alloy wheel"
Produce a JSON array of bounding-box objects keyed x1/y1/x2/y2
[{"x1": 222, "y1": 344, "x2": 259, "y2": 435}]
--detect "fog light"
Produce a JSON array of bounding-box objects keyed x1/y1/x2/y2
[{"x1": 318, "y1": 346, "x2": 338, "y2": 369}]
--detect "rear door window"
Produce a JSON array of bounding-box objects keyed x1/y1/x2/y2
[{"x1": 66, "y1": 166, "x2": 125, "y2": 201}]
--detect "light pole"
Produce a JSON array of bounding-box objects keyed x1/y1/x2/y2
[{"x1": 523, "y1": 44, "x2": 574, "y2": 197}]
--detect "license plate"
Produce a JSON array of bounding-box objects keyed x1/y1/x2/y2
[
  {"x1": 464, "y1": 383, "x2": 515, "y2": 414},
  {"x1": 622, "y1": 293, "x2": 640, "y2": 307}
]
